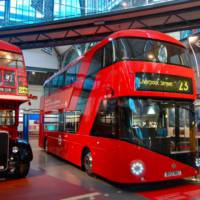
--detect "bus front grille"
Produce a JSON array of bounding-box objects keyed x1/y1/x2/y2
[{"x1": 0, "y1": 132, "x2": 9, "y2": 171}]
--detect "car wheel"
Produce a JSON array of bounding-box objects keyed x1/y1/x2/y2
[
  {"x1": 14, "y1": 162, "x2": 30, "y2": 178},
  {"x1": 83, "y1": 150, "x2": 93, "y2": 176},
  {"x1": 44, "y1": 138, "x2": 48, "y2": 153}
]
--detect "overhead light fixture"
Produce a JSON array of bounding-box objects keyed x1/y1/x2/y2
[
  {"x1": 188, "y1": 36, "x2": 198, "y2": 44},
  {"x1": 148, "y1": 53, "x2": 155, "y2": 60},
  {"x1": 32, "y1": 71, "x2": 36, "y2": 75},
  {"x1": 188, "y1": 35, "x2": 200, "y2": 77},
  {"x1": 108, "y1": 37, "x2": 113, "y2": 41},
  {"x1": 147, "y1": 106, "x2": 156, "y2": 115},
  {"x1": 5, "y1": 54, "x2": 12, "y2": 60},
  {"x1": 122, "y1": 2, "x2": 128, "y2": 8}
]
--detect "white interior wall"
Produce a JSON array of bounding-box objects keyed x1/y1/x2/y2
[
  {"x1": 20, "y1": 85, "x2": 43, "y2": 112},
  {"x1": 20, "y1": 48, "x2": 59, "y2": 113},
  {"x1": 22, "y1": 48, "x2": 59, "y2": 69}
]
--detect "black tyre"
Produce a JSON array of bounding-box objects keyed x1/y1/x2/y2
[
  {"x1": 83, "y1": 150, "x2": 93, "y2": 176},
  {"x1": 15, "y1": 162, "x2": 30, "y2": 178},
  {"x1": 44, "y1": 138, "x2": 48, "y2": 153}
]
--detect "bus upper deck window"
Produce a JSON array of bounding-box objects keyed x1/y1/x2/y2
[
  {"x1": 158, "y1": 45, "x2": 168, "y2": 63},
  {"x1": 0, "y1": 51, "x2": 24, "y2": 68}
]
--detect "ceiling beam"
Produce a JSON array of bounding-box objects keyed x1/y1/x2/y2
[{"x1": 0, "y1": 0, "x2": 199, "y2": 49}]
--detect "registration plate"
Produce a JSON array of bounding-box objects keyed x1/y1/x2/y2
[{"x1": 164, "y1": 170, "x2": 182, "y2": 177}]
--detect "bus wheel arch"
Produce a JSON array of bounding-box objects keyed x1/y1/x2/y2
[{"x1": 81, "y1": 147, "x2": 93, "y2": 176}]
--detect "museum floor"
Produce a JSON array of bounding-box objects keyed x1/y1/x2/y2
[{"x1": 1, "y1": 137, "x2": 200, "y2": 200}]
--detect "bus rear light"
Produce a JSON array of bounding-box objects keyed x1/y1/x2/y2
[{"x1": 130, "y1": 161, "x2": 144, "y2": 176}]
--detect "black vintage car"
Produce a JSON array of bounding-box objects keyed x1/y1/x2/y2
[{"x1": 0, "y1": 131, "x2": 33, "y2": 178}]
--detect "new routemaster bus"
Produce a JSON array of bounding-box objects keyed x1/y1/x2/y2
[
  {"x1": 0, "y1": 40, "x2": 32, "y2": 178},
  {"x1": 39, "y1": 29, "x2": 200, "y2": 183}
]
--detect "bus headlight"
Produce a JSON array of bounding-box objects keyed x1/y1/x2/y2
[
  {"x1": 12, "y1": 146, "x2": 19, "y2": 154},
  {"x1": 195, "y1": 158, "x2": 200, "y2": 168},
  {"x1": 130, "y1": 161, "x2": 144, "y2": 176}
]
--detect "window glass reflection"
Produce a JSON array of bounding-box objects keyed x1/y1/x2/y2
[
  {"x1": 44, "y1": 114, "x2": 58, "y2": 131},
  {"x1": 4, "y1": 71, "x2": 15, "y2": 86},
  {"x1": 92, "y1": 97, "x2": 196, "y2": 156},
  {"x1": 0, "y1": 110, "x2": 15, "y2": 126},
  {"x1": 113, "y1": 38, "x2": 191, "y2": 67},
  {"x1": 0, "y1": 51, "x2": 24, "y2": 68},
  {"x1": 0, "y1": 0, "x2": 175, "y2": 27}
]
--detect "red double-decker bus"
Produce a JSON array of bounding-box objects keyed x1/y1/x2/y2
[
  {"x1": 39, "y1": 29, "x2": 199, "y2": 183},
  {"x1": 0, "y1": 40, "x2": 32, "y2": 178}
]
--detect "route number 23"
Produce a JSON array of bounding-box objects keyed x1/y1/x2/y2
[{"x1": 179, "y1": 81, "x2": 189, "y2": 91}]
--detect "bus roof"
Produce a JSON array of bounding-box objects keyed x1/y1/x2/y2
[
  {"x1": 83, "y1": 29, "x2": 185, "y2": 61},
  {"x1": 0, "y1": 40, "x2": 22, "y2": 54},
  {"x1": 102, "y1": 29, "x2": 184, "y2": 47}
]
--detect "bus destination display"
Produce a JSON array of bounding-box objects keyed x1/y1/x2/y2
[{"x1": 136, "y1": 73, "x2": 193, "y2": 94}]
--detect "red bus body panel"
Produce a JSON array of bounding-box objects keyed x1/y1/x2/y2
[
  {"x1": 39, "y1": 30, "x2": 198, "y2": 183},
  {"x1": 0, "y1": 40, "x2": 28, "y2": 139},
  {"x1": 0, "y1": 40, "x2": 22, "y2": 54}
]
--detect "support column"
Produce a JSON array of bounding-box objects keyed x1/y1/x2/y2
[
  {"x1": 4, "y1": 0, "x2": 10, "y2": 24},
  {"x1": 23, "y1": 114, "x2": 29, "y2": 142},
  {"x1": 79, "y1": 0, "x2": 86, "y2": 16},
  {"x1": 44, "y1": 0, "x2": 54, "y2": 21}
]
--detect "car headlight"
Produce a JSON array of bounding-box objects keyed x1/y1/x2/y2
[
  {"x1": 12, "y1": 146, "x2": 19, "y2": 154},
  {"x1": 195, "y1": 158, "x2": 200, "y2": 168},
  {"x1": 130, "y1": 161, "x2": 144, "y2": 176}
]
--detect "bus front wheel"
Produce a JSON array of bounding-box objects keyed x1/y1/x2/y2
[{"x1": 83, "y1": 150, "x2": 93, "y2": 176}]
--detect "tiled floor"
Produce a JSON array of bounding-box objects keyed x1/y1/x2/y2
[{"x1": 1, "y1": 137, "x2": 200, "y2": 200}]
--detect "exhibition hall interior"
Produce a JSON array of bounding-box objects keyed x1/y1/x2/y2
[{"x1": 1, "y1": 0, "x2": 200, "y2": 199}]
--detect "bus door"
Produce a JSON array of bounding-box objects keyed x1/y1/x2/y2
[
  {"x1": 167, "y1": 103, "x2": 194, "y2": 154},
  {"x1": 195, "y1": 104, "x2": 200, "y2": 150},
  {"x1": 44, "y1": 113, "x2": 60, "y2": 155},
  {"x1": 90, "y1": 99, "x2": 119, "y2": 175},
  {"x1": 61, "y1": 111, "x2": 81, "y2": 162},
  {"x1": 57, "y1": 112, "x2": 68, "y2": 158}
]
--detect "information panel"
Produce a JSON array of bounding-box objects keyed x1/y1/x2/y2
[
  {"x1": 135, "y1": 73, "x2": 193, "y2": 94},
  {"x1": 18, "y1": 86, "x2": 28, "y2": 95}
]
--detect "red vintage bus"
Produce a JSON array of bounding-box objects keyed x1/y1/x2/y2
[
  {"x1": 39, "y1": 29, "x2": 199, "y2": 183},
  {"x1": 0, "y1": 40, "x2": 32, "y2": 178}
]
